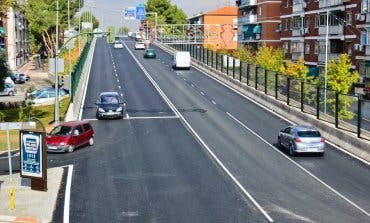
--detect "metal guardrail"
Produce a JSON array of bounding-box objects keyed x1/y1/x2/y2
[
  {"x1": 168, "y1": 43, "x2": 370, "y2": 141},
  {"x1": 71, "y1": 41, "x2": 91, "y2": 102}
]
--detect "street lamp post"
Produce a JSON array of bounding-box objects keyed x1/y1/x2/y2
[
  {"x1": 54, "y1": 0, "x2": 59, "y2": 127},
  {"x1": 324, "y1": 10, "x2": 329, "y2": 114},
  {"x1": 68, "y1": 0, "x2": 72, "y2": 103}
]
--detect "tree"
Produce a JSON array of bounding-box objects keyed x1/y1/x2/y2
[
  {"x1": 0, "y1": 52, "x2": 10, "y2": 91},
  {"x1": 255, "y1": 45, "x2": 285, "y2": 73},
  {"x1": 285, "y1": 57, "x2": 310, "y2": 81},
  {"x1": 325, "y1": 54, "x2": 360, "y2": 119},
  {"x1": 106, "y1": 26, "x2": 115, "y2": 43},
  {"x1": 231, "y1": 46, "x2": 255, "y2": 63},
  {"x1": 79, "y1": 11, "x2": 99, "y2": 31},
  {"x1": 117, "y1": 26, "x2": 129, "y2": 35},
  {"x1": 146, "y1": 0, "x2": 187, "y2": 25},
  {"x1": 24, "y1": 0, "x2": 83, "y2": 56}
]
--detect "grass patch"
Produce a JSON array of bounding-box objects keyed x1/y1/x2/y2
[{"x1": 0, "y1": 97, "x2": 70, "y2": 152}]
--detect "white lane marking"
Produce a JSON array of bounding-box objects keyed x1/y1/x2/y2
[
  {"x1": 121, "y1": 93, "x2": 124, "y2": 97},
  {"x1": 0, "y1": 152, "x2": 19, "y2": 160},
  {"x1": 117, "y1": 79, "x2": 120, "y2": 83},
  {"x1": 123, "y1": 116, "x2": 179, "y2": 120},
  {"x1": 183, "y1": 78, "x2": 186, "y2": 81},
  {"x1": 191, "y1": 84, "x2": 195, "y2": 88},
  {"x1": 226, "y1": 112, "x2": 370, "y2": 217},
  {"x1": 123, "y1": 41, "x2": 273, "y2": 222},
  {"x1": 125, "y1": 113, "x2": 130, "y2": 118},
  {"x1": 211, "y1": 100, "x2": 216, "y2": 105},
  {"x1": 191, "y1": 65, "x2": 370, "y2": 166},
  {"x1": 83, "y1": 118, "x2": 98, "y2": 121},
  {"x1": 118, "y1": 85, "x2": 121, "y2": 89},
  {"x1": 200, "y1": 91, "x2": 205, "y2": 95},
  {"x1": 79, "y1": 39, "x2": 96, "y2": 120},
  {"x1": 63, "y1": 164, "x2": 74, "y2": 223}
]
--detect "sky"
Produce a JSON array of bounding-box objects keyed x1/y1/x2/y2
[{"x1": 81, "y1": 0, "x2": 234, "y2": 31}]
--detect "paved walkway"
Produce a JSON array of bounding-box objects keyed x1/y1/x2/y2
[{"x1": 0, "y1": 167, "x2": 64, "y2": 223}]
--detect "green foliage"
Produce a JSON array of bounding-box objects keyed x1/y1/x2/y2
[
  {"x1": 18, "y1": 104, "x2": 33, "y2": 121},
  {"x1": 79, "y1": 11, "x2": 99, "y2": 30},
  {"x1": 231, "y1": 46, "x2": 255, "y2": 63},
  {"x1": 255, "y1": 45, "x2": 285, "y2": 73},
  {"x1": 106, "y1": 26, "x2": 115, "y2": 43},
  {"x1": 24, "y1": 0, "x2": 83, "y2": 56},
  {"x1": 0, "y1": 52, "x2": 10, "y2": 92},
  {"x1": 326, "y1": 54, "x2": 359, "y2": 94},
  {"x1": 285, "y1": 57, "x2": 312, "y2": 82},
  {"x1": 117, "y1": 26, "x2": 130, "y2": 35},
  {"x1": 146, "y1": 0, "x2": 187, "y2": 24}
]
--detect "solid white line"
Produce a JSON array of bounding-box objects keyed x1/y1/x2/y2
[
  {"x1": 83, "y1": 118, "x2": 98, "y2": 121},
  {"x1": 118, "y1": 86, "x2": 121, "y2": 89},
  {"x1": 226, "y1": 112, "x2": 370, "y2": 217},
  {"x1": 190, "y1": 64, "x2": 370, "y2": 166},
  {"x1": 124, "y1": 116, "x2": 179, "y2": 120},
  {"x1": 78, "y1": 38, "x2": 96, "y2": 121},
  {"x1": 63, "y1": 164, "x2": 74, "y2": 223},
  {"x1": 123, "y1": 41, "x2": 273, "y2": 222},
  {"x1": 211, "y1": 100, "x2": 216, "y2": 105},
  {"x1": 126, "y1": 113, "x2": 129, "y2": 118}
]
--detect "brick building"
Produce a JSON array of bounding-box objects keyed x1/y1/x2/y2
[{"x1": 188, "y1": 6, "x2": 238, "y2": 50}]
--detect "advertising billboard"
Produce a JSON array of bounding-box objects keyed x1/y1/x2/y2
[{"x1": 20, "y1": 131, "x2": 46, "y2": 179}]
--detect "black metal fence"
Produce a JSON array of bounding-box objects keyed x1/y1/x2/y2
[{"x1": 169, "y1": 43, "x2": 370, "y2": 140}]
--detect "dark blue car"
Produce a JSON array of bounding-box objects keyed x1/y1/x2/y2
[{"x1": 95, "y1": 92, "x2": 126, "y2": 120}]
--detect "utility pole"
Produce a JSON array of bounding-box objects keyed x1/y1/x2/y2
[
  {"x1": 68, "y1": 0, "x2": 72, "y2": 96},
  {"x1": 78, "y1": 0, "x2": 81, "y2": 54},
  {"x1": 324, "y1": 10, "x2": 329, "y2": 114},
  {"x1": 54, "y1": 0, "x2": 59, "y2": 126}
]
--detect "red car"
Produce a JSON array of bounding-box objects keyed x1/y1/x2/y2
[{"x1": 46, "y1": 120, "x2": 94, "y2": 153}]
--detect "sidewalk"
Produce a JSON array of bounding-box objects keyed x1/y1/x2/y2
[{"x1": 0, "y1": 167, "x2": 64, "y2": 223}]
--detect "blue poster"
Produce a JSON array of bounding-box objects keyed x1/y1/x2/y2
[
  {"x1": 124, "y1": 7, "x2": 136, "y2": 20},
  {"x1": 135, "y1": 4, "x2": 146, "y2": 20},
  {"x1": 20, "y1": 132, "x2": 43, "y2": 178}
]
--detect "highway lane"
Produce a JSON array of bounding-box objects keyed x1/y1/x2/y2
[
  {"x1": 123, "y1": 39, "x2": 370, "y2": 222},
  {"x1": 69, "y1": 38, "x2": 267, "y2": 222},
  {"x1": 144, "y1": 41, "x2": 370, "y2": 212}
]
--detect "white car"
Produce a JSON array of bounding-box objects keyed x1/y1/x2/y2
[
  {"x1": 135, "y1": 42, "x2": 146, "y2": 50},
  {"x1": 113, "y1": 41, "x2": 123, "y2": 49}
]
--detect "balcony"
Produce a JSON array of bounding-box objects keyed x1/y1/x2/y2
[
  {"x1": 318, "y1": 53, "x2": 341, "y2": 63},
  {"x1": 366, "y1": 45, "x2": 370, "y2": 55},
  {"x1": 292, "y1": 28, "x2": 308, "y2": 36},
  {"x1": 319, "y1": 0, "x2": 346, "y2": 8},
  {"x1": 292, "y1": 2, "x2": 306, "y2": 13},
  {"x1": 318, "y1": 25, "x2": 343, "y2": 35},
  {"x1": 292, "y1": 52, "x2": 304, "y2": 61},
  {"x1": 239, "y1": 0, "x2": 257, "y2": 8},
  {"x1": 238, "y1": 15, "x2": 257, "y2": 25}
]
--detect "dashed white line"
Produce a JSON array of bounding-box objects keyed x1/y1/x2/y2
[
  {"x1": 123, "y1": 116, "x2": 179, "y2": 120},
  {"x1": 211, "y1": 100, "x2": 216, "y2": 105},
  {"x1": 200, "y1": 91, "x2": 205, "y2": 95},
  {"x1": 191, "y1": 84, "x2": 195, "y2": 88},
  {"x1": 118, "y1": 86, "x2": 121, "y2": 89}
]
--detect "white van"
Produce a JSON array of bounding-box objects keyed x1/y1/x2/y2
[
  {"x1": 173, "y1": 51, "x2": 191, "y2": 70},
  {"x1": 0, "y1": 78, "x2": 16, "y2": 96}
]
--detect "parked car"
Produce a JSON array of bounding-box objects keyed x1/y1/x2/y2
[
  {"x1": 26, "y1": 87, "x2": 69, "y2": 104},
  {"x1": 143, "y1": 49, "x2": 156, "y2": 58},
  {"x1": 46, "y1": 120, "x2": 94, "y2": 153},
  {"x1": 0, "y1": 82, "x2": 17, "y2": 96},
  {"x1": 277, "y1": 125, "x2": 325, "y2": 156},
  {"x1": 172, "y1": 51, "x2": 191, "y2": 70},
  {"x1": 95, "y1": 92, "x2": 126, "y2": 120},
  {"x1": 18, "y1": 73, "x2": 30, "y2": 81},
  {"x1": 113, "y1": 41, "x2": 123, "y2": 49},
  {"x1": 10, "y1": 73, "x2": 24, "y2": 84},
  {"x1": 135, "y1": 42, "x2": 146, "y2": 50}
]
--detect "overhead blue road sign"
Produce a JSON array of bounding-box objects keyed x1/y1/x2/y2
[
  {"x1": 135, "y1": 4, "x2": 146, "y2": 20},
  {"x1": 124, "y1": 7, "x2": 136, "y2": 20}
]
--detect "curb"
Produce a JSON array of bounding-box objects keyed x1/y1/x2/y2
[{"x1": 0, "y1": 215, "x2": 38, "y2": 223}]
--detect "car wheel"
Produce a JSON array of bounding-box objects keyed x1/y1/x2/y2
[
  {"x1": 277, "y1": 137, "x2": 282, "y2": 148},
  {"x1": 67, "y1": 145, "x2": 74, "y2": 153},
  {"x1": 289, "y1": 144, "x2": 295, "y2": 156},
  {"x1": 88, "y1": 137, "x2": 94, "y2": 146},
  {"x1": 96, "y1": 113, "x2": 101, "y2": 120},
  {"x1": 8, "y1": 91, "x2": 14, "y2": 96}
]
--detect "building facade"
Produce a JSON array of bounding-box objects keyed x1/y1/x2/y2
[
  {"x1": 188, "y1": 6, "x2": 238, "y2": 50},
  {"x1": 237, "y1": 0, "x2": 281, "y2": 49}
]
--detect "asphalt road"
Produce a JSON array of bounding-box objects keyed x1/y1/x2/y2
[{"x1": 1, "y1": 37, "x2": 370, "y2": 222}]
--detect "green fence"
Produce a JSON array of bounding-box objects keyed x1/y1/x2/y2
[
  {"x1": 168, "y1": 43, "x2": 370, "y2": 140},
  {"x1": 71, "y1": 41, "x2": 91, "y2": 102}
]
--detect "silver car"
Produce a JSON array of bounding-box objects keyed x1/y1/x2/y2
[{"x1": 278, "y1": 125, "x2": 325, "y2": 156}]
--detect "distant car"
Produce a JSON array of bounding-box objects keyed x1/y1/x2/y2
[
  {"x1": 0, "y1": 82, "x2": 16, "y2": 96},
  {"x1": 26, "y1": 87, "x2": 69, "y2": 104},
  {"x1": 46, "y1": 120, "x2": 94, "y2": 153},
  {"x1": 143, "y1": 49, "x2": 156, "y2": 58},
  {"x1": 135, "y1": 42, "x2": 146, "y2": 50},
  {"x1": 172, "y1": 51, "x2": 191, "y2": 70},
  {"x1": 10, "y1": 73, "x2": 25, "y2": 84},
  {"x1": 95, "y1": 92, "x2": 126, "y2": 120},
  {"x1": 113, "y1": 41, "x2": 123, "y2": 49},
  {"x1": 18, "y1": 72, "x2": 30, "y2": 81},
  {"x1": 278, "y1": 125, "x2": 325, "y2": 156}
]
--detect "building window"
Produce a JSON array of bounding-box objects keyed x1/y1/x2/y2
[
  {"x1": 292, "y1": 16, "x2": 302, "y2": 29},
  {"x1": 305, "y1": 43, "x2": 310, "y2": 54},
  {"x1": 361, "y1": 0, "x2": 370, "y2": 13},
  {"x1": 346, "y1": 12, "x2": 352, "y2": 26},
  {"x1": 283, "y1": 42, "x2": 289, "y2": 53},
  {"x1": 305, "y1": 16, "x2": 310, "y2": 28},
  {"x1": 285, "y1": 0, "x2": 289, "y2": 8},
  {"x1": 314, "y1": 41, "x2": 319, "y2": 54},
  {"x1": 319, "y1": 13, "x2": 340, "y2": 26},
  {"x1": 284, "y1": 19, "x2": 289, "y2": 30},
  {"x1": 348, "y1": 44, "x2": 352, "y2": 55},
  {"x1": 291, "y1": 42, "x2": 304, "y2": 53},
  {"x1": 365, "y1": 31, "x2": 370, "y2": 45},
  {"x1": 315, "y1": 15, "x2": 319, "y2": 28}
]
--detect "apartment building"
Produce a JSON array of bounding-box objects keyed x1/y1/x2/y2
[
  {"x1": 236, "y1": 0, "x2": 281, "y2": 49},
  {"x1": 1, "y1": 0, "x2": 30, "y2": 71},
  {"x1": 188, "y1": 6, "x2": 238, "y2": 50}
]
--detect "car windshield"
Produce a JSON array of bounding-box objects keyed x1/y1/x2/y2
[
  {"x1": 101, "y1": 95, "x2": 119, "y2": 104},
  {"x1": 297, "y1": 131, "x2": 321, "y2": 137},
  {"x1": 50, "y1": 126, "x2": 72, "y2": 136}
]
